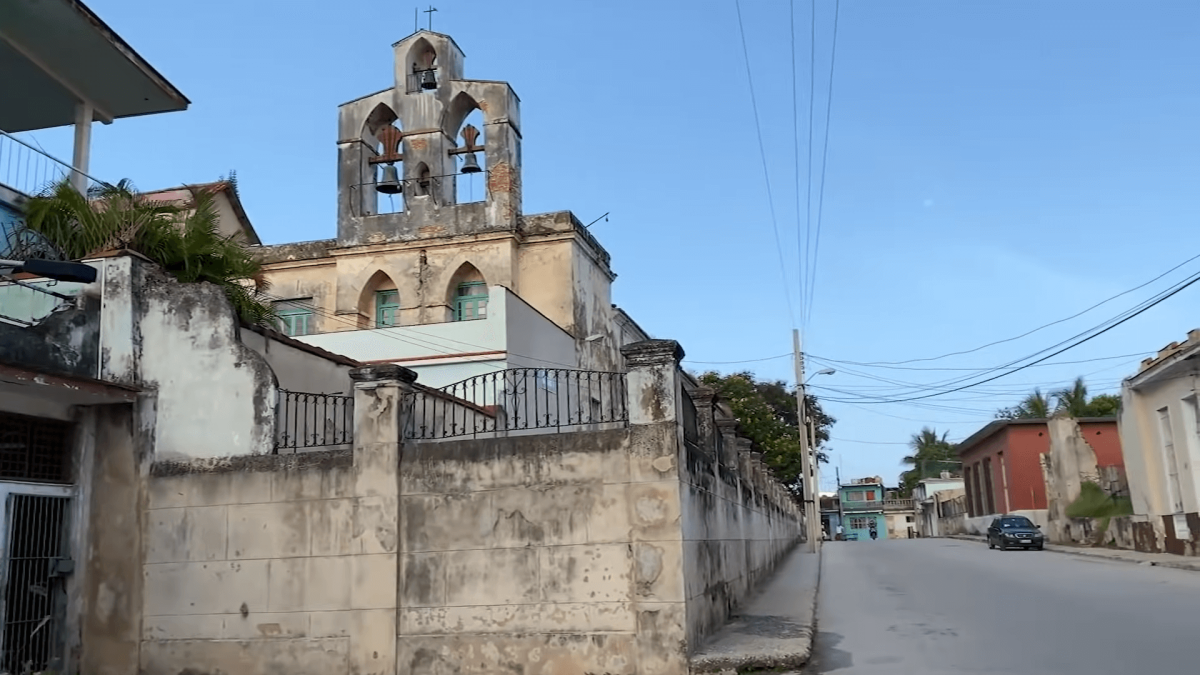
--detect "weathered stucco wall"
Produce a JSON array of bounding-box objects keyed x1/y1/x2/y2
[
  {"x1": 137, "y1": 369, "x2": 405, "y2": 675},
  {"x1": 398, "y1": 424, "x2": 688, "y2": 675},
  {"x1": 97, "y1": 256, "x2": 278, "y2": 460},
  {"x1": 676, "y1": 435, "x2": 802, "y2": 649},
  {"x1": 239, "y1": 326, "x2": 357, "y2": 396}
]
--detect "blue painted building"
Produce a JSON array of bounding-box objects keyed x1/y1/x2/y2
[{"x1": 838, "y1": 477, "x2": 888, "y2": 541}]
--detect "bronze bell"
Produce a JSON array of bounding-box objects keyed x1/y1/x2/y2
[
  {"x1": 460, "y1": 152, "x2": 482, "y2": 174},
  {"x1": 420, "y1": 69, "x2": 437, "y2": 90},
  {"x1": 376, "y1": 164, "x2": 402, "y2": 194}
]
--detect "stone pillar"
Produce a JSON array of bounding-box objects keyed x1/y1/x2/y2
[
  {"x1": 716, "y1": 418, "x2": 739, "y2": 469},
  {"x1": 619, "y1": 340, "x2": 690, "y2": 674},
  {"x1": 348, "y1": 363, "x2": 416, "y2": 675},
  {"x1": 692, "y1": 386, "x2": 717, "y2": 458},
  {"x1": 621, "y1": 339, "x2": 684, "y2": 425}
]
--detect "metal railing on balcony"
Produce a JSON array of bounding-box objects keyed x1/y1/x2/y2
[
  {"x1": 404, "y1": 368, "x2": 628, "y2": 440},
  {"x1": 275, "y1": 390, "x2": 354, "y2": 453},
  {"x1": 0, "y1": 130, "x2": 106, "y2": 197}
]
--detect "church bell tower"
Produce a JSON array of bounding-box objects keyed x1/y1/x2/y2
[{"x1": 335, "y1": 31, "x2": 523, "y2": 246}]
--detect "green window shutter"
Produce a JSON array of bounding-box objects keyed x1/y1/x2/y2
[
  {"x1": 273, "y1": 299, "x2": 315, "y2": 337},
  {"x1": 454, "y1": 282, "x2": 488, "y2": 321},
  {"x1": 376, "y1": 290, "x2": 400, "y2": 327}
]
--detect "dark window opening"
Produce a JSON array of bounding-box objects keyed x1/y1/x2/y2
[{"x1": 0, "y1": 412, "x2": 71, "y2": 484}]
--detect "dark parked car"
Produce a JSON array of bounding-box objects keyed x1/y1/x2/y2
[{"x1": 987, "y1": 515, "x2": 1045, "y2": 551}]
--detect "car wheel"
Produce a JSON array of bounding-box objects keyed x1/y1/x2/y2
[
  {"x1": 1036, "y1": 544, "x2": 1044, "y2": 551},
  {"x1": 988, "y1": 538, "x2": 994, "y2": 549},
  {"x1": 999, "y1": 538, "x2": 1008, "y2": 551}
]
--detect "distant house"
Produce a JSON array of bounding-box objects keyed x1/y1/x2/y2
[
  {"x1": 140, "y1": 180, "x2": 261, "y2": 245},
  {"x1": 1119, "y1": 329, "x2": 1200, "y2": 555},
  {"x1": 912, "y1": 476, "x2": 965, "y2": 537},
  {"x1": 838, "y1": 477, "x2": 887, "y2": 540},
  {"x1": 957, "y1": 418, "x2": 1122, "y2": 531}
]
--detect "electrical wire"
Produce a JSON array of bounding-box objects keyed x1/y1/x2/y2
[
  {"x1": 848, "y1": 250, "x2": 1200, "y2": 366},
  {"x1": 805, "y1": 0, "x2": 840, "y2": 327},
  {"x1": 808, "y1": 265, "x2": 1200, "y2": 401},
  {"x1": 790, "y1": 0, "x2": 805, "y2": 321},
  {"x1": 819, "y1": 268, "x2": 1200, "y2": 404},
  {"x1": 261, "y1": 292, "x2": 580, "y2": 370},
  {"x1": 683, "y1": 353, "x2": 792, "y2": 365},
  {"x1": 809, "y1": 351, "x2": 1152, "y2": 372},
  {"x1": 802, "y1": 0, "x2": 816, "y2": 330},
  {"x1": 735, "y1": 0, "x2": 798, "y2": 328}
]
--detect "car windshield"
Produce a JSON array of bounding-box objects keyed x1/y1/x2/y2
[{"x1": 1000, "y1": 518, "x2": 1035, "y2": 529}]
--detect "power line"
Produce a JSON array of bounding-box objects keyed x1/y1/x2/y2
[
  {"x1": 735, "y1": 0, "x2": 798, "y2": 328},
  {"x1": 684, "y1": 353, "x2": 792, "y2": 365},
  {"x1": 809, "y1": 351, "x2": 1152, "y2": 372},
  {"x1": 819, "y1": 268, "x2": 1200, "y2": 404},
  {"x1": 802, "y1": 0, "x2": 816, "y2": 330},
  {"x1": 805, "y1": 0, "x2": 840, "y2": 327},
  {"x1": 811, "y1": 265, "x2": 1200, "y2": 400},
  {"x1": 790, "y1": 0, "x2": 805, "y2": 322},
  {"x1": 830, "y1": 437, "x2": 911, "y2": 446},
  {"x1": 849, "y1": 250, "x2": 1200, "y2": 366},
  {"x1": 262, "y1": 292, "x2": 580, "y2": 371}
]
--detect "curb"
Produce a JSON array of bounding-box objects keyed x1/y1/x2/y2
[
  {"x1": 689, "y1": 545, "x2": 822, "y2": 674},
  {"x1": 946, "y1": 534, "x2": 1200, "y2": 571}
]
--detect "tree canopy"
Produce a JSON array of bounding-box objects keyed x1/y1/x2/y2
[
  {"x1": 698, "y1": 370, "x2": 834, "y2": 498},
  {"x1": 23, "y1": 179, "x2": 276, "y2": 326},
  {"x1": 996, "y1": 377, "x2": 1120, "y2": 420},
  {"x1": 898, "y1": 426, "x2": 959, "y2": 496}
]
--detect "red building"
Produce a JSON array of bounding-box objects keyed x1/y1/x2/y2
[{"x1": 957, "y1": 418, "x2": 1122, "y2": 517}]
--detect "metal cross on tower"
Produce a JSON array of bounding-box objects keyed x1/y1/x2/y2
[{"x1": 423, "y1": 6, "x2": 438, "y2": 31}]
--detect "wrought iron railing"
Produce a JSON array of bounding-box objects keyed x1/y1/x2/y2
[
  {"x1": 275, "y1": 390, "x2": 354, "y2": 452},
  {"x1": 404, "y1": 368, "x2": 628, "y2": 440},
  {"x1": 0, "y1": 130, "x2": 106, "y2": 197}
]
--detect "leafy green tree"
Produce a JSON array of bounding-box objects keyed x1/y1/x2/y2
[
  {"x1": 698, "y1": 371, "x2": 835, "y2": 495},
  {"x1": 898, "y1": 426, "x2": 959, "y2": 496},
  {"x1": 996, "y1": 377, "x2": 1121, "y2": 420},
  {"x1": 23, "y1": 179, "x2": 276, "y2": 326}
]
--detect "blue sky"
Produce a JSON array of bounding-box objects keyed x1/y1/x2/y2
[{"x1": 21, "y1": 0, "x2": 1200, "y2": 487}]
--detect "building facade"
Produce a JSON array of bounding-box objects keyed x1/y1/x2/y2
[
  {"x1": 253, "y1": 30, "x2": 645, "y2": 389},
  {"x1": 912, "y1": 477, "x2": 965, "y2": 537},
  {"x1": 0, "y1": 2, "x2": 189, "y2": 671},
  {"x1": 1119, "y1": 329, "x2": 1200, "y2": 555},
  {"x1": 958, "y1": 418, "x2": 1121, "y2": 520},
  {"x1": 838, "y1": 477, "x2": 887, "y2": 541}
]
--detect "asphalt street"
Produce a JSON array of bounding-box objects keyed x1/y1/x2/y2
[{"x1": 807, "y1": 538, "x2": 1200, "y2": 675}]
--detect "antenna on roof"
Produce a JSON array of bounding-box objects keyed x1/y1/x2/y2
[{"x1": 584, "y1": 212, "x2": 610, "y2": 229}]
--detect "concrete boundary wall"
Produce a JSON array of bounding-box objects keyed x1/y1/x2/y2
[{"x1": 104, "y1": 343, "x2": 801, "y2": 675}]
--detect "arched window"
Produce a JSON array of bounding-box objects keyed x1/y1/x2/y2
[
  {"x1": 362, "y1": 103, "x2": 403, "y2": 215},
  {"x1": 446, "y1": 92, "x2": 486, "y2": 205},
  {"x1": 448, "y1": 263, "x2": 488, "y2": 321},
  {"x1": 407, "y1": 38, "x2": 438, "y2": 93},
  {"x1": 359, "y1": 270, "x2": 400, "y2": 328}
]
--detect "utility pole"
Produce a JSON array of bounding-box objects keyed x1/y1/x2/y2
[{"x1": 793, "y1": 329, "x2": 818, "y2": 553}]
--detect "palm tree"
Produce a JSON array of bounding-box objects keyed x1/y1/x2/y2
[
  {"x1": 1052, "y1": 377, "x2": 1090, "y2": 418},
  {"x1": 997, "y1": 389, "x2": 1051, "y2": 419},
  {"x1": 900, "y1": 426, "x2": 958, "y2": 495},
  {"x1": 22, "y1": 179, "x2": 276, "y2": 326}
]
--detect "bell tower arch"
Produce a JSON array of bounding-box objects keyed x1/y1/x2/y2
[{"x1": 336, "y1": 30, "x2": 524, "y2": 246}]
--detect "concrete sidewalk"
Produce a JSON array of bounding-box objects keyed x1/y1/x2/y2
[
  {"x1": 689, "y1": 547, "x2": 820, "y2": 673},
  {"x1": 947, "y1": 534, "x2": 1200, "y2": 571}
]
